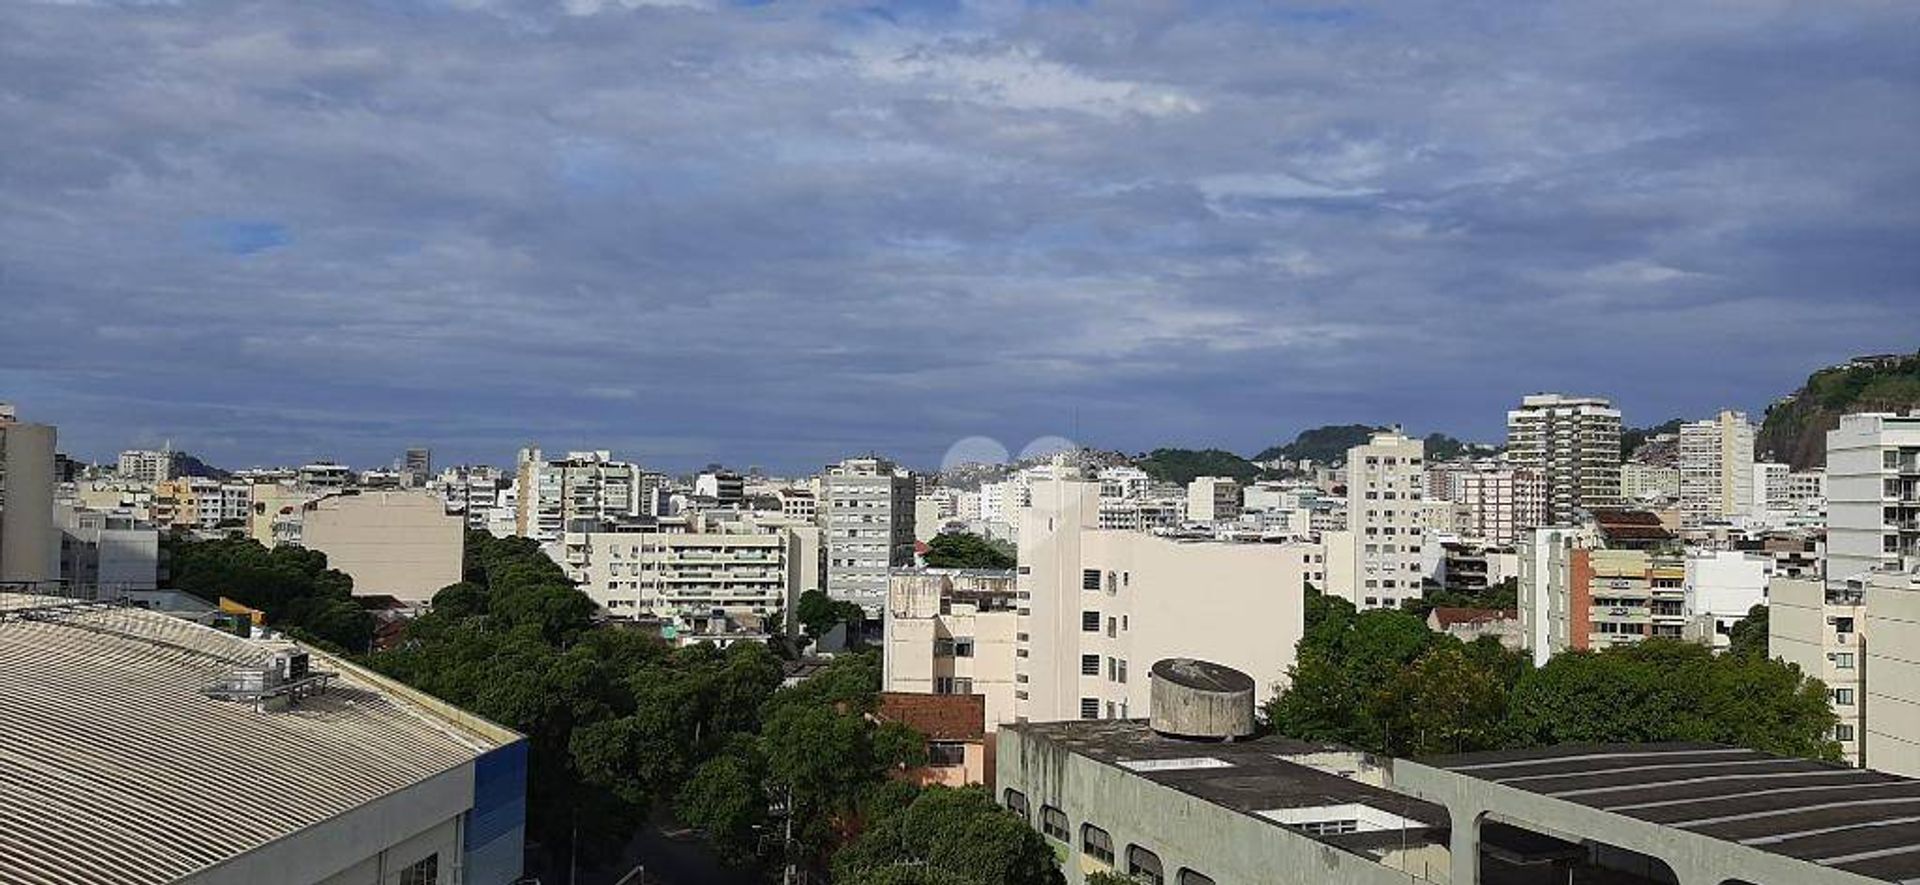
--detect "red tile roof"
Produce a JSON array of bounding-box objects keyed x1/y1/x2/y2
[{"x1": 1429, "y1": 607, "x2": 1518, "y2": 628}]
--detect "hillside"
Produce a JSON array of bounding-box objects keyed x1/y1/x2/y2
[
  {"x1": 1135, "y1": 448, "x2": 1264, "y2": 485},
  {"x1": 1758, "y1": 352, "x2": 1920, "y2": 469},
  {"x1": 1255, "y1": 425, "x2": 1486, "y2": 465}
]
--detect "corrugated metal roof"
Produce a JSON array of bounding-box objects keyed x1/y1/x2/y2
[{"x1": 0, "y1": 595, "x2": 508, "y2": 885}]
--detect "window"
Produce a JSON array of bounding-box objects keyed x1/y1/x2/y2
[
  {"x1": 1083, "y1": 569, "x2": 1102, "y2": 591},
  {"x1": 1116, "y1": 659, "x2": 1128, "y2": 684},
  {"x1": 1107, "y1": 616, "x2": 1117, "y2": 638},
  {"x1": 1294, "y1": 819, "x2": 1360, "y2": 835},
  {"x1": 1833, "y1": 688, "x2": 1856, "y2": 706},
  {"x1": 1041, "y1": 806, "x2": 1070, "y2": 841},
  {"x1": 928, "y1": 741, "x2": 967, "y2": 767},
  {"x1": 1834, "y1": 616, "x2": 1856, "y2": 634},
  {"x1": 1834, "y1": 652, "x2": 1856, "y2": 669},
  {"x1": 954, "y1": 639, "x2": 974, "y2": 658},
  {"x1": 1127, "y1": 845, "x2": 1164, "y2": 884},
  {"x1": 1082, "y1": 654, "x2": 1101, "y2": 676},
  {"x1": 1081, "y1": 824, "x2": 1115, "y2": 864},
  {"x1": 1837, "y1": 723, "x2": 1856, "y2": 742},
  {"x1": 1083, "y1": 610, "x2": 1100, "y2": 631},
  {"x1": 1178, "y1": 870, "x2": 1216, "y2": 885},
  {"x1": 1004, "y1": 788, "x2": 1029, "y2": 822},
  {"x1": 1081, "y1": 697, "x2": 1100, "y2": 719},
  {"x1": 398, "y1": 854, "x2": 439, "y2": 885}
]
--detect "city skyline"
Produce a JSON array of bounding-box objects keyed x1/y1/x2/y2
[{"x1": 5, "y1": 1, "x2": 1918, "y2": 473}]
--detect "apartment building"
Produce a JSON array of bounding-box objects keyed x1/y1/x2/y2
[
  {"x1": 821, "y1": 456, "x2": 916, "y2": 613},
  {"x1": 56, "y1": 504, "x2": 159, "y2": 596},
  {"x1": 1015, "y1": 478, "x2": 1309, "y2": 723},
  {"x1": 882, "y1": 568, "x2": 1020, "y2": 730},
  {"x1": 1621, "y1": 462, "x2": 1681, "y2": 503},
  {"x1": 1825, "y1": 413, "x2": 1920, "y2": 587},
  {"x1": 1678, "y1": 410, "x2": 1756, "y2": 528},
  {"x1": 513, "y1": 447, "x2": 642, "y2": 543},
  {"x1": 693, "y1": 470, "x2": 744, "y2": 507},
  {"x1": 1516, "y1": 510, "x2": 1681, "y2": 663},
  {"x1": 1506, "y1": 394, "x2": 1623, "y2": 525},
  {"x1": 1771, "y1": 576, "x2": 1867, "y2": 765},
  {"x1": 1452, "y1": 463, "x2": 1543, "y2": 545},
  {"x1": 0, "y1": 404, "x2": 57, "y2": 583},
  {"x1": 554, "y1": 511, "x2": 816, "y2": 644},
  {"x1": 1335, "y1": 431, "x2": 1425, "y2": 610},
  {"x1": 116, "y1": 447, "x2": 185, "y2": 484},
  {"x1": 301, "y1": 490, "x2": 464, "y2": 604},
  {"x1": 152, "y1": 476, "x2": 252, "y2": 531},
  {"x1": 1185, "y1": 476, "x2": 1242, "y2": 523}
]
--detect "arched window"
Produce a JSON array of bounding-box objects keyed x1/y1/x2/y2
[
  {"x1": 1003, "y1": 788, "x2": 1029, "y2": 823},
  {"x1": 1127, "y1": 845, "x2": 1164, "y2": 884},
  {"x1": 1177, "y1": 870, "x2": 1216, "y2": 885},
  {"x1": 1081, "y1": 823, "x2": 1114, "y2": 864},
  {"x1": 1040, "y1": 805, "x2": 1070, "y2": 842}
]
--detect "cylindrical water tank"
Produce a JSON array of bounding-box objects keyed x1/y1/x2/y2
[{"x1": 1149, "y1": 658, "x2": 1256, "y2": 740}]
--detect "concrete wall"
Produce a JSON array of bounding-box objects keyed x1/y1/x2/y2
[
  {"x1": 1866, "y1": 573, "x2": 1920, "y2": 776},
  {"x1": 998, "y1": 727, "x2": 1444, "y2": 885},
  {"x1": 301, "y1": 491, "x2": 463, "y2": 604}
]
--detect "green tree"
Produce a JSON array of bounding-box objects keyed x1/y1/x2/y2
[
  {"x1": 922, "y1": 532, "x2": 1016, "y2": 569},
  {"x1": 1727, "y1": 604, "x2": 1770, "y2": 659},
  {"x1": 163, "y1": 535, "x2": 372, "y2": 650},
  {"x1": 796, "y1": 588, "x2": 866, "y2": 640},
  {"x1": 834, "y1": 787, "x2": 1063, "y2": 885}
]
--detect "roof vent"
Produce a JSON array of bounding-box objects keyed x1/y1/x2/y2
[
  {"x1": 203, "y1": 648, "x2": 335, "y2": 712},
  {"x1": 1149, "y1": 658, "x2": 1256, "y2": 741}
]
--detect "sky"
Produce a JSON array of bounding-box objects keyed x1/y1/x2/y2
[{"x1": 2, "y1": 0, "x2": 1916, "y2": 474}]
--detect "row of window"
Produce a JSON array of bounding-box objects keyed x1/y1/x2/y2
[{"x1": 1005, "y1": 790, "x2": 1212, "y2": 885}]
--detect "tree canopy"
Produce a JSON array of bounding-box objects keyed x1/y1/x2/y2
[
  {"x1": 922, "y1": 532, "x2": 1015, "y2": 570},
  {"x1": 1267, "y1": 589, "x2": 1838, "y2": 761},
  {"x1": 833, "y1": 786, "x2": 1063, "y2": 885},
  {"x1": 1135, "y1": 448, "x2": 1263, "y2": 485},
  {"x1": 164, "y1": 535, "x2": 372, "y2": 650}
]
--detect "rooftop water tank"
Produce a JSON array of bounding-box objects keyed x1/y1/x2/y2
[{"x1": 1149, "y1": 658, "x2": 1256, "y2": 741}]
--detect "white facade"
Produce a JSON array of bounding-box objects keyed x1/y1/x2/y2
[
  {"x1": 1343, "y1": 431, "x2": 1426, "y2": 609},
  {"x1": 1825, "y1": 413, "x2": 1920, "y2": 587},
  {"x1": 1015, "y1": 479, "x2": 1309, "y2": 723},
  {"x1": 1185, "y1": 476, "x2": 1242, "y2": 524},
  {"x1": 1865, "y1": 570, "x2": 1920, "y2": 777},
  {"x1": 116, "y1": 448, "x2": 184, "y2": 484},
  {"x1": 513, "y1": 448, "x2": 642, "y2": 543},
  {"x1": 1679, "y1": 410, "x2": 1756, "y2": 528},
  {"x1": 821, "y1": 456, "x2": 916, "y2": 613},
  {"x1": 554, "y1": 512, "x2": 814, "y2": 644},
  {"x1": 1621, "y1": 462, "x2": 1681, "y2": 503},
  {"x1": 1682, "y1": 549, "x2": 1771, "y2": 651},
  {"x1": 1506, "y1": 394, "x2": 1623, "y2": 526},
  {"x1": 882, "y1": 569, "x2": 1021, "y2": 729},
  {"x1": 1453, "y1": 464, "x2": 1544, "y2": 546}
]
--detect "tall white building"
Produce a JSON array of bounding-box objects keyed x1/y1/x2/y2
[
  {"x1": 0, "y1": 404, "x2": 58, "y2": 584},
  {"x1": 1014, "y1": 478, "x2": 1310, "y2": 723},
  {"x1": 821, "y1": 456, "x2": 916, "y2": 613},
  {"x1": 1185, "y1": 476, "x2": 1242, "y2": 523},
  {"x1": 116, "y1": 447, "x2": 184, "y2": 484},
  {"x1": 1339, "y1": 430, "x2": 1426, "y2": 609},
  {"x1": 513, "y1": 448, "x2": 642, "y2": 542},
  {"x1": 1507, "y1": 394, "x2": 1623, "y2": 526},
  {"x1": 1825, "y1": 413, "x2": 1920, "y2": 587},
  {"x1": 1678, "y1": 410, "x2": 1756, "y2": 528}
]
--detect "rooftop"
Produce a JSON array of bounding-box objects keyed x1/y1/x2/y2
[
  {"x1": 1421, "y1": 742, "x2": 1920, "y2": 883},
  {"x1": 0, "y1": 594, "x2": 516, "y2": 885},
  {"x1": 1007, "y1": 719, "x2": 1448, "y2": 852}
]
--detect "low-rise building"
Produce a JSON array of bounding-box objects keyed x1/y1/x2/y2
[
  {"x1": 1185, "y1": 476, "x2": 1242, "y2": 523},
  {"x1": 875, "y1": 692, "x2": 990, "y2": 788},
  {"x1": 1425, "y1": 607, "x2": 1523, "y2": 649},
  {"x1": 1682, "y1": 549, "x2": 1772, "y2": 652}
]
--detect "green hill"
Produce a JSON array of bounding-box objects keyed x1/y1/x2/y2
[
  {"x1": 1255, "y1": 425, "x2": 1484, "y2": 464},
  {"x1": 1758, "y1": 352, "x2": 1920, "y2": 469},
  {"x1": 1135, "y1": 448, "x2": 1263, "y2": 485}
]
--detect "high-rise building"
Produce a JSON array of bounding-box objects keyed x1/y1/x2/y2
[
  {"x1": 1771, "y1": 576, "x2": 1867, "y2": 765},
  {"x1": 1184, "y1": 475, "x2": 1241, "y2": 523},
  {"x1": 1337, "y1": 430, "x2": 1426, "y2": 609},
  {"x1": 1506, "y1": 394, "x2": 1623, "y2": 526},
  {"x1": 513, "y1": 447, "x2": 642, "y2": 542},
  {"x1": 1677, "y1": 410, "x2": 1755, "y2": 528},
  {"x1": 0, "y1": 404, "x2": 58, "y2": 584},
  {"x1": 116, "y1": 447, "x2": 184, "y2": 484},
  {"x1": 403, "y1": 447, "x2": 432, "y2": 484},
  {"x1": 821, "y1": 456, "x2": 916, "y2": 613},
  {"x1": 1014, "y1": 479, "x2": 1310, "y2": 723},
  {"x1": 1516, "y1": 510, "x2": 1682, "y2": 665},
  {"x1": 1825, "y1": 413, "x2": 1920, "y2": 587},
  {"x1": 1453, "y1": 463, "x2": 1544, "y2": 546}
]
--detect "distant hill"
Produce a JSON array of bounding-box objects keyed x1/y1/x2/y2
[
  {"x1": 1622, "y1": 418, "x2": 1684, "y2": 462},
  {"x1": 1758, "y1": 352, "x2": 1920, "y2": 469},
  {"x1": 1255, "y1": 425, "x2": 1488, "y2": 465},
  {"x1": 1135, "y1": 448, "x2": 1264, "y2": 485}
]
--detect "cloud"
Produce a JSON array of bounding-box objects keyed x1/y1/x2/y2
[{"x1": 0, "y1": 0, "x2": 1915, "y2": 472}]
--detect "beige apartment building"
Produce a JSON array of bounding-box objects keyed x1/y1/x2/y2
[
  {"x1": 0, "y1": 404, "x2": 57, "y2": 584},
  {"x1": 1678, "y1": 409, "x2": 1756, "y2": 529},
  {"x1": 1016, "y1": 478, "x2": 1309, "y2": 723},
  {"x1": 1865, "y1": 569, "x2": 1920, "y2": 776},
  {"x1": 553, "y1": 511, "x2": 817, "y2": 645},
  {"x1": 1184, "y1": 476, "x2": 1241, "y2": 523},
  {"x1": 1452, "y1": 463, "x2": 1544, "y2": 546},
  {"x1": 882, "y1": 568, "x2": 1020, "y2": 730},
  {"x1": 1771, "y1": 576, "x2": 1867, "y2": 765},
  {"x1": 1517, "y1": 510, "x2": 1681, "y2": 664},
  {"x1": 1506, "y1": 393, "x2": 1623, "y2": 525},
  {"x1": 1338, "y1": 430, "x2": 1425, "y2": 610},
  {"x1": 301, "y1": 490, "x2": 463, "y2": 604}
]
